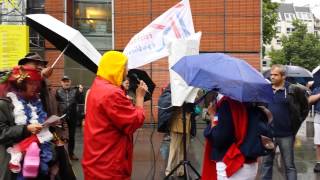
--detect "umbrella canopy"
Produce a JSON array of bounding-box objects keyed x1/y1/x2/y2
[
  {"x1": 263, "y1": 65, "x2": 313, "y2": 86},
  {"x1": 263, "y1": 65, "x2": 313, "y2": 78},
  {"x1": 127, "y1": 69, "x2": 156, "y2": 101},
  {"x1": 26, "y1": 14, "x2": 101, "y2": 72},
  {"x1": 172, "y1": 53, "x2": 273, "y2": 103}
]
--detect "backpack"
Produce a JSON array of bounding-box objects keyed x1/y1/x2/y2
[
  {"x1": 286, "y1": 84, "x2": 309, "y2": 134},
  {"x1": 157, "y1": 84, "x2": 173, "y2": 133},
  {"x1": 240, "y1": 105, "x2": 274, "y2": 158}
]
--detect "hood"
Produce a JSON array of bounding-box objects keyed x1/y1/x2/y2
[{"x1": 96, "y1": 51, "x2": 128, "y2": 86}]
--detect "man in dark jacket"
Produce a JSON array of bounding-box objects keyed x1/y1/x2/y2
[
  {"x1": 261, "y1": 64, "x2": 308, "y2": 180},
  {"x1": 55, "y1": 76, "x2": 83, "y2": 160}
]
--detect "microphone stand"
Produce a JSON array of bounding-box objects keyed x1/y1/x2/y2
[{"x1": 164, "y1": 103, "x2": 201, "y2": 180}]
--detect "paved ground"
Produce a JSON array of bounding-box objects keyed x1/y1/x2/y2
[{"x1": 71, "y1": 119, "x2": 320, "y2": 180}]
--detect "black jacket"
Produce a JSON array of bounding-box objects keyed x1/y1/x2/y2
[
  {"x1": 0, "y1": 97, "x2": 31, "y2": 180},
  {"x1": 286, "y1": 83, "x2": 309, "y2": 135},
  {"x1": 55, "y1": 87, "x2": 83, "y2": 117}
]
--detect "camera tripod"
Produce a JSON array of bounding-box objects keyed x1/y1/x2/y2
[{"x1": 164, "y1": 103, "x2": 201, "y2": 180}]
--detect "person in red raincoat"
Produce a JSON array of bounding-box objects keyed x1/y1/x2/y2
[{"x1": 81, "y1": 51, "x2": 148, "y2": 180}]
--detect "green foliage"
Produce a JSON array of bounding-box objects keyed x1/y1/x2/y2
[
  {"x1": 263, "y1": 0, "x2": 279, "y2": 45},
  {"x1": 270, "y1": 20, "x2": 320, "y2": 70}
]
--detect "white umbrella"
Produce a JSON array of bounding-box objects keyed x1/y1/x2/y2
[{"x1": 26, "y1": 14, "x2": 101, "y2": 72}]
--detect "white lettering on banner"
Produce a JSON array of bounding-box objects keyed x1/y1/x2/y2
[{"x1": 124, "y1": 0, "x2": 195, "y2": 69}]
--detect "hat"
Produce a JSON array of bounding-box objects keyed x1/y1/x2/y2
[
  {"x1": 61, "y1": 75, "x2": 70, "y2": 81},
  {"x1": 18, "y1": 52, "x2": 48, "y2": 66},
  {"x1": 8, "y1": 65, "x2": 42, "y2": 83}
]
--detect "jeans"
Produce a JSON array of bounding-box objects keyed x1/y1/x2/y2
[{"x1": 260, "y1": 136, "x2": 297, "y2": 180}]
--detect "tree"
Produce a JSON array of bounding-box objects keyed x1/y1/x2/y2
[
  {"x1": 263, "y1": 0, "x2": 279, "y2": 45},
  {"x1": 270, "y1": 20, "x2": 320, "y2": 70}
]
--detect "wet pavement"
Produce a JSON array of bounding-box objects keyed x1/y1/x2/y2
[{"x1": 71, "y1": 118, "x2": 320, "y2": 180}]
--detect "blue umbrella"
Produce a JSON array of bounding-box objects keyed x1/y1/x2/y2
[{"x1": 171, "y1": 53, "x2": 273, "y2": 103}]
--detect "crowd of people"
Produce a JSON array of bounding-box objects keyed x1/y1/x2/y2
[{"x1": 0, "y1": 51, "x2": 318, "y2": 180}]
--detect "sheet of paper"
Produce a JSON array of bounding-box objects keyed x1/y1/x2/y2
[{"x1": 42, "y1": 114, "x2": 66, "y2": 128}]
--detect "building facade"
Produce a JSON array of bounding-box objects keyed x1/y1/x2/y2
[
  {"x1": 1, "y1": 0, "x2": 262, "y2": 121},
  {"x1": 266, "y1": 3, "x2": 315, "y2": 51}
]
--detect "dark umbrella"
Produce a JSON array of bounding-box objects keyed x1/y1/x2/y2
[
  {"x1": 263, "y1": 65, "x2": 313, "y2": 78},
  {"x1": 263, "y1": 65, "x2": 313, "y2": 86},
  {"x1": 26, "y1": 14, "x2": 101, "y2": 72},
  {"x1": 127, "y1": 69, "x2": 156, "y2": 101},
  {"x1": 172, "y1": 53, "x2": 273, "y2": 103}
]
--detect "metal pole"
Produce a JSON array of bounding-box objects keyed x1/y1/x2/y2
[
  {"x1": 112, "y1": 0, "x2": 115, "y2": 50},
  {"x1": 224, "y1": 0, "x2": 226, "y2": 52}
]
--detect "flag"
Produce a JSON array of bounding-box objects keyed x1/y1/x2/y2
[
  {"x1": 168, "y1": 32, "x2": 201, "y2": 106},
  {"x1": 124, "y1": 0, "x2": 195, "y2": 69}
]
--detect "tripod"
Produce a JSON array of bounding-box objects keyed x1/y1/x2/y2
[{"x1": 164, "y1": 103, "x2": 201, "y2": 180}]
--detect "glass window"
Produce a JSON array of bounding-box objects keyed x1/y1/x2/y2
[
  {"x1": 307, "y1": 13, "x2": 312, "y2": 20},
  {"x1": 284, "y1": 13, "x2": 291, "y2": 21},
  {"x1": 27, "y1": 0, "x2": 45, "y2": 14},
  {"x1": 296, "y1": 12, "x2": 302, "y2": 19},
  {"x1": 27, "y1": 0, "x2": 45, "y2": 49},
  {"x1": 262, "y1": 60, "x2": 267, "y2": 66},
  {"x1": 74, "y1": 1, "x2": 112, "y2": 36},
  {"x1": 290, "y1": 14, "x2": 295, "y2": 20}
]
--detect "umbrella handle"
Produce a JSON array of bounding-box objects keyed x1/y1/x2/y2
[{"x1": 51, "y1": 44, "x2": 70, "y2": 68}]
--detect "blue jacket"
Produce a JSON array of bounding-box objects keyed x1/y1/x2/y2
[
  {"x1": 312, "y1": 87, "x2": 320, "y2": 113},
  {"x1": 203, "y1": 100, "x2": 235, "y2": 161}
]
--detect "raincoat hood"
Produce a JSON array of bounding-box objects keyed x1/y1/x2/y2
[{"x1": 97, "y1": 51, "x2": 128, "y2": 86}]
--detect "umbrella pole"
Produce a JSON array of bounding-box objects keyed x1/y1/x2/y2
[{"x1": 51, "y1": 44, "x2": 70, "y2": 68}]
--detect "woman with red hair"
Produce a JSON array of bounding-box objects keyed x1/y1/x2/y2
[{"x1": 0, "y1": 65, "x2": 53, "y2": 180}]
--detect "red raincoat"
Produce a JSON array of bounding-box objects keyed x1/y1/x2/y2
[{"x1": 82, "y1": 77, "x2": 145, "y2": 180}]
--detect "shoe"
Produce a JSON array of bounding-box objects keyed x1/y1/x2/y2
[
  {"x1": 70, "y1": 154, "x2": 79, "y2": 161},
  {"x1": 314, "y1": 163, "x2": 320, "y2": 173}
]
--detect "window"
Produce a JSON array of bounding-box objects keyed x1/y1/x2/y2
[
  {"x1": 276, "y1": 26, "x2": 281, "y2": 33},
  {"x1": 70, "y1": 0, "x2": 112, "y2": 88},
  {"x1": 290, "y1": 14, "x2": 296, "y2": 20},
  {"x1": 74, "y1": 1, "x2": 112, "y2": 36},
  {"x1": 286, "y1": 27, "x2": 294, "y2": 33},
  {"x1": 306, "y1": 13, "x2": 312, "y2": 20},
  {"x1": 284, "y1": 13, "x2": 295, "y2": 21},
  {"x1": 284, "y1": 13, "x2": 291, "y2": 21},
  {"x1": 296, "y1": 12, "x2": 302, "y2": 19},
  {"x1": 27, "y1": 0, "x2": 45, "y2": 49}
]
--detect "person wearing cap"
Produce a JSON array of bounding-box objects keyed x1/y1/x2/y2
[
  {"x1": 18, "y1": 52, "x2": 52, "y2": 78},
  {"x1": 0, "y1": 65, "x2": 53, "y2": 179},
  {"x1": 82, "y1": 51, "x2": 148, "y2": 180},
  {"x1": 55, "y1": 75, "x2": 83, "y2": 160}
]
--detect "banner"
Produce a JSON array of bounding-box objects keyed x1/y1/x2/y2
[
  {"x1": 168, "y1": 32, "x2": 201, "y2": 106},
  {"x1": 124, "y1": 0, "x2": 195, "y2": 69},
  {"x1": 0, "y1": 25, "x2": 29, "y2": 69}
]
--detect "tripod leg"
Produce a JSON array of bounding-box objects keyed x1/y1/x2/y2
[
  {"x1": 184, "y1": 162, "x2": 190, "y2": 180},
  {"x1": 187, "y1": 162, "x2": 201, "y2": 178},
  {"x1": 164, "y1": 161, "x2": 184, "y2": 179}
]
